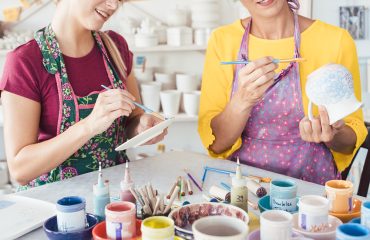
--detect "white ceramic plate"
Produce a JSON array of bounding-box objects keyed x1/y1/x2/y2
[
  {"x1": 292, "y1": 213, "x2": 342, "y2": 240},
  {"x1": 115, "y1": 118, "x2": 174, "y2": 151}
]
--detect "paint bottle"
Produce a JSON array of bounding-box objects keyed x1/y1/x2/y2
[
  {"x1": 120, "y1": 162, "x2": 136, "y2": 204},
  {"x1": 93, "y1": 162, "x2": 110, "y2": 221},
  {"x1": 231, "y1": 157, "x2": 248, "y2": 212}
]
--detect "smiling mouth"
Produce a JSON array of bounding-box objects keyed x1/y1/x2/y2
[
  {"x1": 95, "y1": 8, "x2": 110, "y2": 19},
  {"x1": 256, "y1": 0, "x2": 274, "y2": 6}
]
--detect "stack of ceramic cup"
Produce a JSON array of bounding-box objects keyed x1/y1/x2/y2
[
  {"x1": 166, "y1": 7, "x2": 193, "y2": 47},
  {"x1": 191, "y1": 0, "x2": 220, "y2": 30}
]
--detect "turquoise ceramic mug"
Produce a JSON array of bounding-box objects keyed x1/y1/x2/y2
[{"x1": 270, "y1": 179, "x2": 297, "y2": 213}]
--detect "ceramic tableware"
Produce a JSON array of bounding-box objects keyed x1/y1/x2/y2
[
  {"x1": 260, "y1": 210, "x2": 293, "y2": 240},
  {"x1": 329, "y1": 198, "x2": 361, "y2": 223},
  {"x1": 306, "y1": 63, "x2": 362, "y2": 125},
  {"x1": 270, "y1": 179, "x2": 298, "y2": 212},
  {"x1": 105, "y1": 202, "x2": 136, "y2": 240},
  {"x1": 298, "y1": 195, "x2": 329, "y2": 232},
  {"x1": 361, "y1": 201, "x2": 370, "y2": 228},
  {"x1": 56, "y1": 196, "x2": 87, "y2": 232},
  {"x1": 336, "y1": 223, "x2": 370, "y2": 240},
  {"x1": 160, "y1": 90, "x2": 181, "y2": 116},
  {"x1": 325, "y1": 180, "x2": 353, "y2": 214},
  {"x1": 183, "y1": 91, "x2": 201, "y2": 116},
  {"x1": 258, "y1": 195, "x2": 299, "y2": 214}
]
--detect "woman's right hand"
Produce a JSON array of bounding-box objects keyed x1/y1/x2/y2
[
  {"x1": 84, "y1": 88, "x2": 136, "y2": 136},
  {"x1": 232, "y1": 56, "x2": 278, "y2": 113}
]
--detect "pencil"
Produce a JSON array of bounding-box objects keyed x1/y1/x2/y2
[{"x1": 184, "y1": 169, "x2": 203, "y2": 192}]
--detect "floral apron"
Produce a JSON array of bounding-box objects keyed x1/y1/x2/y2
[
  {"x1": 230, "y1": 14, "x2": 340, "y2": 185},
  {"x1": 21, "y1": 25, "x2": 128, "y2": 189}
]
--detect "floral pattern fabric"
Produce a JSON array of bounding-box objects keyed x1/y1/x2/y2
[{"x1": 20, "y1": 25, "x2": 128, "y2": 190}]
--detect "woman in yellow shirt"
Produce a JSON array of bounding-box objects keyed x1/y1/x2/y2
[{"x1": 198, "y1": 0, "x2": 367, "y2": 185}]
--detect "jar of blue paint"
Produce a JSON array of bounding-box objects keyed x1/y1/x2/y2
[
  {"x1": 56, "y1": 196, "x2": 87, "y2": 232},
  {"x1": 336, "y1": 223, "x2": 370, "y2": 240},
  {"x1": 270, "y1": 179, "x2": 297, "y2": 213}
]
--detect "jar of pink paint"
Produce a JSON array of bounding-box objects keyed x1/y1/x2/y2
[{"x1": 105, "y1": 201, "x2": 137, "y2": 239}]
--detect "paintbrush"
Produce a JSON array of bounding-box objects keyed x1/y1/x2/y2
[
  {"x1": 221, "y1": 57, "x2": 306, "y2": 65},
  {"x1": 184, "y1": 169, "x2": 203, "y2": 192},
  {"x1": 101, "y1": 85, "x2": 165, "y2": 120}
]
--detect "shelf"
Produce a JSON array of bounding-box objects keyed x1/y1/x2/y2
[
  {"x1": 167, "y1": 113, "x2": 198, "y2": 122},
  {"x1": 131, "y1": 44, "x2": 207, "y2": 53}
]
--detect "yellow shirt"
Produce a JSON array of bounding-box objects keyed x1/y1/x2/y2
[{"x1": 198, "y1": 20, "x2": 367, "y2": 172}]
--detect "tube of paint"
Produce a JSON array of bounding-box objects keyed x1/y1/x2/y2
[
  {"x1": 247, "y1": 179, "x2": 267, "y2": 198},
  {"x1": 209, "y1": 185, "x2": 231, "y2": 202},
  {"x1": 120, "y1": 162, "x2": 136, "y2": 204},
  {"x1": 93, "y1": 163, "x2": 110, "y2": 221}
]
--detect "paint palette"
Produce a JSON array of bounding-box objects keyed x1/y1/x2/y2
[
  {"x1": 115, "y1": 118, "x2": 174, "y2": 151},
  {"x1": 292, "y1": 213, "x2": 342, "y2": 240},
  {"x1": 168, "y1": 202, "x2": 249, "y2": 240},
  {"x1": 43, "y1": 213, "x2": 99, "y2": 240}
]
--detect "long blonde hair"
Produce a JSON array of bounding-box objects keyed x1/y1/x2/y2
[{"x1": 100, "y1": 31, "x2": 128, "y2": 80}]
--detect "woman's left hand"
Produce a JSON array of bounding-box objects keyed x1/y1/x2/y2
[
  {"x1": 299, "y1": 106, "x2": 345, "y2": 143},
  {"x1": 136, "y1": 114, "x2": 168, "y2": 144}
]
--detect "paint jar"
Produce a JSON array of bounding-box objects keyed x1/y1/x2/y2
[
  {"x1": 270, "y1": 179, "x2": 297, "y2": 212},
  {"x1": 298, "y1": 195, "x2": 329, "y2": 232},
  {"x1": 56, "y1": 196, "x2": 86, "y2": 232},
  {"x1": 336, "y1": 223, "x2": 370, "y2": 240},
  {"x1": 93, "y1": 180, "x2": 110, "y2": 221},
  {"x1": 260, "y1": 210, "x2": 292, "y2": 240},
  {"x1": 141, "y1": 216, "x2": 175, "y2": 240},
  {"x1": 361, "y1": 201, "x2": 370, "y2": 229},
  {"x1": 105, "y1": 201, "x2": 136, "y2": 239},
  {"x1": 325, "y1": 180, "x2": 353, "y2": 213}
]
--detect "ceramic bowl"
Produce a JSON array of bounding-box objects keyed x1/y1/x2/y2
[
  {"x1": 247, "y1": 229, "x2": 308, "y2": 240},
  {"x1": 258, "y1": 195, "x2": 299, "y2": 213},
  {"x1": 292, "y1": 213, "x2": 342, "y2": 240},
  {"x1": 329, "y1": 198, "x2": 361, "y2": 223},
  {"x1": 168, "y1": 202, "x2": 249, "y2": 240},
  {"x1": 43, "y1": 213, "x2": 99, "y2": 240},
  {"x1": 92, "y1": 219, "x2": 142, "y2": 240}
]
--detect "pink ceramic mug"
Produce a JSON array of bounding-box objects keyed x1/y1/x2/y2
[{"x1": 105, "y1": 201, "x2": 136, "y2": 239}]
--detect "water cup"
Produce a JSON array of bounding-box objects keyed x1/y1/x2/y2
[
  {"x1": 141, "y1": 82, "x2": 162, "y2": 113},
  {"x1": 56, "y1": 196, "x2": 87, "y2": 232},
  {"x1": 298, "y1": 195, "x2": 329, "y2": 232},
  {"x1": 260, "y1": 210, "x2": 292, "y2": 240},
  {"x1": 325, "y1": 180, "x2": 353, "y2": 213},
  {"x1": 336, "y1": 223, "x2": 370, "y2": 240},
  {"x1": 361, "y1": 201, "x2": 370, "y2": 229},
  {"x1": 183, "y1": 91, "x2": 201, "y2": 116},
  {"x1": 105, "y1": 201, "x2": 136, "y2": 239},
  {"x1": 192, "y1": 215, "x2": 249, "y2": 240},
  {"x1": 270, "y1": 179, "x2": 298, "y2": 212}
]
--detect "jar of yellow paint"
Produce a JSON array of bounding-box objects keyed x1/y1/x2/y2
[{"x1": 141, "y1": 216, "x2": 175, "y2": 240}]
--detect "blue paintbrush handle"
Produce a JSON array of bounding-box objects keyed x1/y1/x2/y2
[{"x1": 221, "y1": 59, "x2": 280, "y2": 65}]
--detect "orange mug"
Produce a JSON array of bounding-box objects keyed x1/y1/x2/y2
[{"x1": 325, "y1": 180, "x2": 353, "y2": 214}]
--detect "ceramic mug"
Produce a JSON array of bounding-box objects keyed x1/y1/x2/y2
[
  {"x1": 105, "y1": 201, "x2": 136, "y2": 239},
  {"x1": 361, "y1": 201, "x2": 370, "y2": 229},
  {"x1": 260, "y1": 210, "x2": 292, "y2": 240},
  {"x1": 160, "y1": 90, "x2": 181, "y2": 116},
  {"x1": 270, "y1": 179, "x2": 297, "y2": 212},
  {"x1": 192, "y1": 215, "x2": 249, "y2": 240},
  {"x1": 298, "y1": 195, "x2": 329, "y2": 232},
  {"x1": 336, "y1": 223, "x2": 370, "y2": 240},
  {"x1": 306, "y1": 63, "x2": 363, "y2": 125},
  {"x1": 325, "y1": 180, "x2": 353, "y2": 213},
  {"x1": 56, "y1": 196, "x2": 87, "y2": 232}
]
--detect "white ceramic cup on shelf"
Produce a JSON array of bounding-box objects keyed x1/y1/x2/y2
[
  {"x1": 160, "y1": 90, "x2": 181, "y2": 116},
  {"x1": 183, "y1": 91, "x2": 201, "y2": 116},
  {"x1": 134, "y1": 67, "x2": 154, "y2": 83},
  {"x1": 154, "y1": 73, "x2": 176, "y2": 90},
  {"x1": 306, "y1": 63, "x2": 363, "y2": 125},
  {"x1": 176, "y1": 73, "x2": 200, "y2": 92},
  {"x1": 260, "y1": 210, "x2": 293, "y2": 240},
  {"x1": 140, "y1": 82, "x2": 162, "y2": 113},
  {"x1": 192, "y1": 215, "x2": 249, "y2": 240}
]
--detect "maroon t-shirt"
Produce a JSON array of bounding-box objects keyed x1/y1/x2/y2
[{"x1": 0, "y1": 30, "x2": 133, "y2": 142}]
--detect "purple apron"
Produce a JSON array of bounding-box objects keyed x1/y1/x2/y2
[{"x1": 230, "y1": 14, "x2": 340, "y2": 185}]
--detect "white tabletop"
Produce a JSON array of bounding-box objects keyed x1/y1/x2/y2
[{"x1": 14, "y1": 151, "x2": 366, "y2": 239}]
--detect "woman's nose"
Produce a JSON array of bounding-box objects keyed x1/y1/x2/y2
[{"x1": 106, "y1": 0, "x2": 119, "y2": 10}]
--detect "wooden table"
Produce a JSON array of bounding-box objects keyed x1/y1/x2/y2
[{"x1": 15, "y1": 151, "x2": 366, "y2": 239}]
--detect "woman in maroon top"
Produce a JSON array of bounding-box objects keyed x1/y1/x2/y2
[{"x1": 0, "y1": 0, "x2": 166, "y2": 189}]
